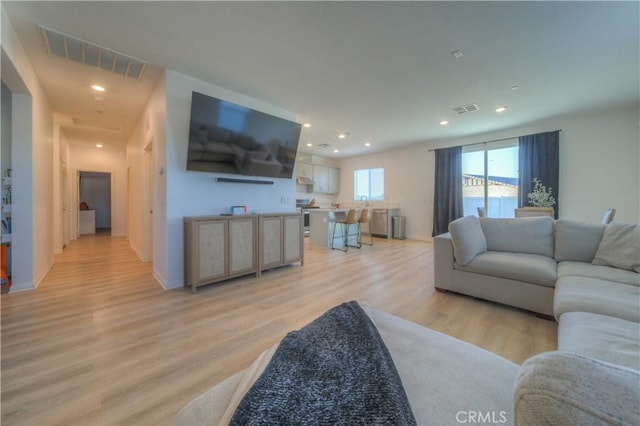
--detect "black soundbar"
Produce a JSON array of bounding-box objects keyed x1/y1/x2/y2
[{"x1": 216, "y1": 177, "x2": 274, "y2": 185}]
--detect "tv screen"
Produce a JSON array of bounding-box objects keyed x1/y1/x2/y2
[{"x1": 187, "y1": 91, "x2": 302, "y2": 179}]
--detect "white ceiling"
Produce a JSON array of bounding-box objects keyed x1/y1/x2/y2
[{"x1": 3, "y1": 1, "x2": 639, "y2": 156}]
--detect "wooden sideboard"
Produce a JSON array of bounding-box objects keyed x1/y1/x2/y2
[{"x1": 184, "y1": 213, "x2": 303, "y2": 293}]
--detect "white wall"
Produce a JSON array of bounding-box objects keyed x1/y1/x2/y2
[
  {"x1": 160, "y1": 70, "x2": 298, "y2": 289},
  {"x1": 1, "y1": 82, "x2": 11, "y2": 171},
  {"x1": 337, "y1": 143, "x2": 431, "y2": 239},
  {"x1": 127, "y1": 72, "x2": 167, "y2": 274},
  {"x1": 2, "y1": 8, "x2": 55, "y2": 291},
  {"x1": 69, "y1": 144, "x2": 127, "y2": 237},
  {"x1": 337, "y1": 106, "x2": 640, "y2": 240}
]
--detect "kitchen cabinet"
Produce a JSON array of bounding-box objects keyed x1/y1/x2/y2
[
  {"x1": 312, "y1": 165, "x2": 329, "y2": 193},
  {"x1": 259, "y1": 213, "x2": 304, "y2": 271},
  {"x1": 312, "y1": 165, "x2": 340, "y2": 194},
  {"x1": 296, "y1": 162, "x2": 313, "y2": 179},
  {"x1": 184, "y1": 215, "x2": 258, "y2": 293}
]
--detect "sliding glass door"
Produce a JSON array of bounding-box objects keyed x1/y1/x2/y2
[{"x1": 462, "y1": 140, "x2": 519, "y2": 218}]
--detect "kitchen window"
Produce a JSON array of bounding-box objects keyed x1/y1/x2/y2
[
  {"x1": 462, "y1": 140, "x2": 519, "y2": 218},
  {"x1": 354, "y1": 167, "x2": 384, "y2": 201}
]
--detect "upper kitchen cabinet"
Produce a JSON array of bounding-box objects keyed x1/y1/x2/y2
[
  {"x1": 312, "y1": 165, "x2": 340, "y2": 194},
  {"x1": 297, "y1": 162, "x2": 313, "y2": 179},
  {"x1": 312, "y1": 165, "x2": 329, "y2": 193}
]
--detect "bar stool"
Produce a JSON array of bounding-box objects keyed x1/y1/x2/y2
[
  {"x1": 331, "y1": 209, "x2": 360, "y2": 252},
  {"x1": 357, "y1": 208, "x2": 373, "y2": 247}
]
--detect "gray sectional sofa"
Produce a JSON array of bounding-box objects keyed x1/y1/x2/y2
[
  {"x1": 175, "y1": 219, "x2": 639, "y2": 425},
  {"x1": 435, "y1": 217, "x2": 639, "y2": 315},
  {"x1": 435, "y1": 215, "x2": 640, "y2": 368}
]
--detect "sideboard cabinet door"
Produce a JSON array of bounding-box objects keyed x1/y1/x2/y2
[{"x1": 229, "y1": 217, "x2": 257, "y2": 276}]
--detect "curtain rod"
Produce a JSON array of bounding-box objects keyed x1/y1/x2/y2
[{"x1": 427, "y1": 130, "x2": 562, "y2": 152}]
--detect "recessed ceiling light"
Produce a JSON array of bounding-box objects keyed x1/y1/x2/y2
[
  {"x1": 96, "y1": 143, "x2": 103, "y2": 148},
  {"x1": 365, "y1": 142, "x2": 371, "y2": 147},
  {"x1": 91, "y1": 84, "x2": 105, "y2": 92},
  {"x1": 333, "y1": 149, "x2": 339, "y2": 153},
  {"x1": 306, "y1": 143, "x2": 313, "y2": 147},
  {"x1": 452, "y1": 49, "x2": 463, "y2": 59},
  {"x1": 303, "y1": 123, "x2": 311, "y2": 128},
  {"x1": 495, "y1": 106, "x2": 507, "y2": 113},
  {"x1": 440, "y1": 120, "x2": 449, "y2": 126},
  {"x1": 338, "y1": 134, "x2": 346, "y2": 139}
]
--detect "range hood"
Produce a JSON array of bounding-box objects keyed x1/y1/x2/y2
[{"x1": 296, "y1": 176, "x2": 315, "y2": 185}]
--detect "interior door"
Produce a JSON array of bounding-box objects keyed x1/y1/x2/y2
[{"x1": 144, "y1": 140, "x2": 153, "y2": 263}]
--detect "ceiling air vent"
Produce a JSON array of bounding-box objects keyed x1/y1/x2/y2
[
  {"x1": 39, "y1": 26, "x2": 147, "y2": 79},
  {"x1": 317, "y1": 143, "x2": 331, "y2": 148},
  {"x1": 72, "y1": 117, "x2": 121, "y2": 133},
  {"x1": 453, "y1": 104, "x2": 480, "y2": 115}
]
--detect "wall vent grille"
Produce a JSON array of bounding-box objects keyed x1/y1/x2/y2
[{"x1": 39, "y1": 26, "x2": 147, "y2": 79}]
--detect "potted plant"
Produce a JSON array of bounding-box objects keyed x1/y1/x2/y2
[
  {"x1": 515, "y1": 178, "x2": 556, "y2": 217},
  {"x1": 527, "y1": 178, "x2": 556, "y2": 208}
]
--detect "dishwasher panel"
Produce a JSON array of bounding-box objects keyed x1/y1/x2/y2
[{"x1": 370, "y1": 209, "x2": 388, "y2": 237}]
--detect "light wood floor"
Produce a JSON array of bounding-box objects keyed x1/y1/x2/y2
[{"x1": 1, "y1": 235, "x2": 557, "y2": 425}]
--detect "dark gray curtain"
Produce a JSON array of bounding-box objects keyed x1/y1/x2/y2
[
  {"x1": 518, "y1": 130, "x2": 560, "y2": 218},
  {"x1": 432, "y1": 146, "x2": 463, "y2": 236}
]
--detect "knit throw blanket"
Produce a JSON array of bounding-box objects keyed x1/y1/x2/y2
[{"x1": 230, "y1": 301, "x2": 417, "y2": 425}]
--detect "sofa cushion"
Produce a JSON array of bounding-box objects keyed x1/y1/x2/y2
[
  {"x1": 448, "y1": 216, "x2": 487, "y2": 266},
  {"x1": 455, "y1": 251, "x2": 557, "y2": 288},
  {"x1": 592, "y1": 223, "x2": 640, "y2": 273},
  {"x1": 554, "y1": 220, "x2": 605, "y2": 262},
  {"x1": 554, "y1": 276, "x2": 640, "y2": 322},
  {"x1": 558, "y1": 261, "x2": 640, "y2": 287},
  {"x1": 174, "y1": 304, "x2": 520, "y2": 426},
  {"x1": 514, "y1": 351, "x2": 640, "y2": 426},
  {"x1": 558, "y1": 312, "x2": 640, "y2": 371},
  {"x1": 480, "y1": 217, "x2": 554, "y2": 257}
]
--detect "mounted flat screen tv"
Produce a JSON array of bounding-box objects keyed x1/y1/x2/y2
[{"x1": 187, "y1": 91, "x2": 302, "y2": 179}]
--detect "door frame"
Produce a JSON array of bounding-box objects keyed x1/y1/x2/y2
[
  {"x1": 143, "y1": 139, "x2": 153, "y2": 263},
  {"x1": 73, "y1": 169, "x2": 114, "y2": 238}
]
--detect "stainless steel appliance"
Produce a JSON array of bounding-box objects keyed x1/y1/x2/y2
[
  {"x1": 370, "y1": 209, "x2": 389, "y2": 237},
  {"x1": 296, "y1": 199, "x2": 319, "y2": 236}
]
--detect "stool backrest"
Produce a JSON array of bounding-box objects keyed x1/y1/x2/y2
[
  {"x1": 345, "y1": 209, "x2": 360, "y2": 224},
  {"x1": 359, "y1": 208, "x2": 370, "y2": 223}
]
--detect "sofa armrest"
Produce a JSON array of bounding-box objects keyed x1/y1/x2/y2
[
  {"x1": 434, "y1": 233, "x2": 454, "y2": 290},
  {"x1": 514, "y1": 351, "x2": 640, "y2": 426}
]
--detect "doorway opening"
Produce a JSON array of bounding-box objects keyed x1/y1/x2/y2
[{"x1": 79, "y1": 171, "x2": 112, "y2": 236}]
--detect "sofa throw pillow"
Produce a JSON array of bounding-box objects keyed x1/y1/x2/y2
[
  {"x1": 554, "y1": 220, "x2": 605, "y2": 262},
  {"x1": 480, "y1": 217, "x2": 554, "y2": 258},
  {"x1": 448, "y1": 216, "x2": 487, "y2": 266},
  {"x1": 592, "y1": 223, "x2": 640, "y2": 273}
]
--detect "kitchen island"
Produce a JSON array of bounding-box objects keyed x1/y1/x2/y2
[{"x1": 308, "y1": 209, "x2": 359, "y2": 248}]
